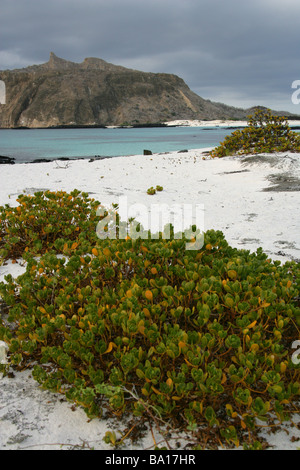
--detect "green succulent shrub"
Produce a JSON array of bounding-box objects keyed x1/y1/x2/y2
[
  {"x1": 147, "y1": 186, "x2": 163, "y2": 195},
  {"x1": 0, "y1": 190, "x2": 109, "y2": 261},
  {"x1": 147, "y1": 187, "x2": 156, "y2": 195},
  {"x1": 210, "y1": 109, "x2": 300, "y2": 158},
  {"x1": 0, "y1": 191, "x2": 299, "y2": 449}
]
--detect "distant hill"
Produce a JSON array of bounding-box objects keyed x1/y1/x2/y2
[{"x1": 0, "y1": 53, "x2": 297, "y2": 128}]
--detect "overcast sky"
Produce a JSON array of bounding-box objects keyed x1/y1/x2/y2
[{"x1": 1, "y1": 0, "x2": 300, "y2": 113}]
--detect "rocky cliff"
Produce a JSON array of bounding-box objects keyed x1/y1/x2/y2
[{"x1": 0, "y1": 53, "x2": 292, "y2": 128}]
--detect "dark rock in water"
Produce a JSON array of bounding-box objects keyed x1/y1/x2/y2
[
  {"x1": 30, "y1": 156, "x2": 71, "y2": 164},
  {"x1": 0, "y1": 155, "x2": 15, "y2": 164},
  {"x1": 144, "y1": 149, "x2": 152, "y2": 155},
  {"x1": 89, "y1": 155, "x2": 111, "y2": 162},
  {"x1": 31, "y1": 158, "x2": 52, "y2": 163}
]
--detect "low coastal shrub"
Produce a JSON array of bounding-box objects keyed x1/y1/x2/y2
[
  {"x1": 210, "y1": 109, "x2": 300, "y2": 158},
  {"x1": 147, "y1": 186, "x2": 163, "y2": 195},
  {"x1": 147, "y1": 187, "x2": 156, "y2": 195},
  {"x1": 0, "y1": 191, "x2": 299, "y2": 449},
  {"x1": 0, "y1": 190, "x2": 107, "y2": 260}
]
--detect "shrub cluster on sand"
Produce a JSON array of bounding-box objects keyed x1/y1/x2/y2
[
  {"x1": 210, "y1": 109, "x2": 300, "y2": 158},
  {"x1": 0, "y1": 190, "x2": 299, "y2": 449}
]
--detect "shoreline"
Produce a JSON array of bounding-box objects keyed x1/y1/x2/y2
[
  {"x1": 0, "y1": 148, "x2": 214, "y2": 166},
  {"x1": 1, "y1": 118, "x2": 300, "y2": 130},
  {"x1": 1, "y1": 120, "x2": 300, "y2": 165},
  {"x1": 0, "y1": 154, "x2": 130, "y2": 165}
]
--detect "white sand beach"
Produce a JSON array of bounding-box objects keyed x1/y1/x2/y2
[
  {"x1": 164, "y1": 119, "x2": 300, "y2": 128},
  {"x1": 0, "y1": 147, "x2": 299, "y2": 450},
  {"x1": 0, "y1": 147, "x2": 299, "y2": 262}
]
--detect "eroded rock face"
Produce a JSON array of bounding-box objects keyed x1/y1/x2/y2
[{"x1": 0, "y1": 53, "x2": 275, "y2": 128}]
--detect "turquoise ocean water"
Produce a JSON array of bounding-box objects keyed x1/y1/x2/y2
[{"x1": 0, "y1": 126, "x2": 240, "y2": 163}]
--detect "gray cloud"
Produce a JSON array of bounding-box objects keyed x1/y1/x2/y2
[{"x1": 1, "y1": 0, "x2": 300, "y2": 112}]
